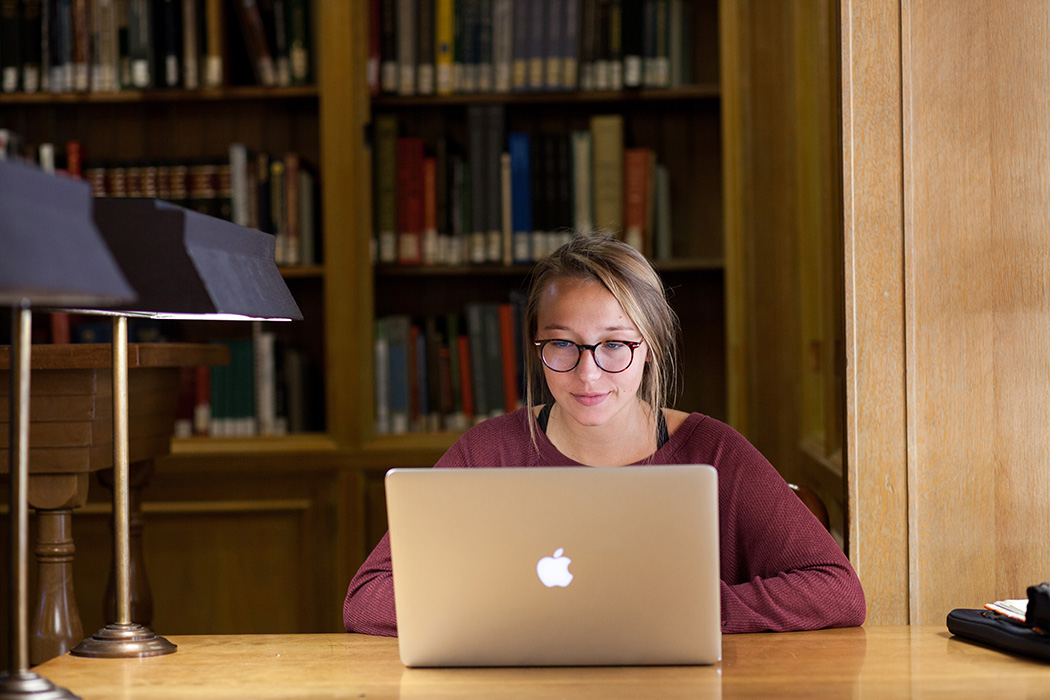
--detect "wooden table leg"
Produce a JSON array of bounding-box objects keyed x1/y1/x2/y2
[{"x1": 30, "y1": 508, "x2": 84, "y2": 666}]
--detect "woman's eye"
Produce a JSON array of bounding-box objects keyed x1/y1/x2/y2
[
  {"x1": 550, "y1": 340, "x2": 575, "y2": 349},
  {"x1": 601, "y1": 341, "x2": 626, "y2": 350}
]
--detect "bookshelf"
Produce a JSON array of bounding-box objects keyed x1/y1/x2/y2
[{"x1": 358, "y1": 0, "x2": 730, "y2": 454}]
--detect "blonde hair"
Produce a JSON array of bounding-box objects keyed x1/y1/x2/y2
[{"x1": 524, "y1": 233, "x2": 681, "y2": 448}]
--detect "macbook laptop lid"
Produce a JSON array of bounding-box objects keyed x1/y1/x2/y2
[{"x1": 385, "y1": 465, "x2": 721, "y2": 667}]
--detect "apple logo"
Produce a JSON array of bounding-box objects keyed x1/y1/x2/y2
[{"x1": 536, "y1": 548, "x2": 574, "y2": 587}]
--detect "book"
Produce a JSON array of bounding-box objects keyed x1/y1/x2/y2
[
  {"x1": 480, "y1": 302, "x2": 504, "y2": 418},
  {"x1": 623, "y1": 146, "x2": 654, "y2": 254},
  {"x1": 415, "y1": 0, "x2": 433, "y2": 94},
  {"x1": 21, "y1": 0, "x2": 43, "y2": 92},
  {"x1": 385, "y1": 314, "x2": 411, "y2": 433},
  {"x1": 527, "y1": 0, "x2": 545, "y2": 90},
  {"x1": 396, "y1": 0, "x2": 415, "y2": 95},
  {"x1": 49, "y1": 0, "x2": 73, "y2": 93},
  {"x1": 253, "y1": 322, "x2": 278, "y2": 435},
  {"x1": 467, "y1": 104, "x2": 487, "y2": 263},
  {"x1": 510, "y1": 0, "x2": 529, "y2": 91},
  {"x1": 544, "y1": 0, "x2": 562, "y2": 90},
  {"x1": 589, "y1": 113, "x2": 623, "y2": 237},
  {"x1": 374, "y1": 113, "x2": 399, "y2": 263},
  {"x1": 71, "y1": 0, "x2": 89, "y2": 90},
  {"x1": 653, "y1": 161, "x2": 671, "y2": 261},
  {"x1": 127, "y1": 0, "x2": 152, "y2": 87},
  {"x1": 457, "y1": 0, "x2": 477, "y2": 92},
  {"x1": 620, "y1": 0, "x2": 642, "y2": 88},
  {"x1": 465, "y1": 302, "x2": 488, "y2": 420},
  {"x1": 203, "y1": 0, "x2": 223, "y2": 86},
  {"x1": 283, "y1": 151, "x2": 301, "y2": 265},
  {"x1": 577, "y1": 0, "x2": 595, "y2": 91},
  {"x1": 287, "y1": 0, "x2": 309, "y2": 83},
  {"x1": 180, "y1": 0, "x2": 200, "y2": 89},
  {"x1": 434, "y1": 0, "x2": 453, "y2": 94},
  {"x1": 605, "y1": 0, "x2": 621, "y2": 89},
  {"x1": 491, "y1": 0, "x2": 511, "y2": 92},
  {"x1": 484, "y1": 103, "x2": 504, "y2": 262},
  {"x1": 457, "y1": 332, "x2": 474, "y2": 423},
  {"x1": 91, "y1": 0, "x2": 120, "y2": 91},
  {"x1": 643, "y1": 0, "x2": 668, "y2": 88},
  {"x1": 570, "y1": 129, "x2": 593, "y2": 232},
  {"x1": 270, "y1": 0, "x2": 292, "y2": 85},
  {"x1": 374, "y1": 317, "x2": 391, "y2": 433},
  {"x1": 422, "y1": 155, "x2": 438, "y2": 264},
  {"x1": 561, "y1": 0, "x2": 579, "y2": 90},
  {"x1": 499, "y1": 150, "x2": 511, "y2": 266},
  {"x1": 985, "y1": 599, "x2": 1028, "y2": 623},
  {"x1": 498, "y1": 302, "x2": 518, "y2": 413},
  {"x1": 379, "y1": 0, "x2": 396, "y2": 92},
  {"x1": 475, "y1": 0, "x2": 491, "y2": 92},
  {"x1": 154, "y1": 0, "x2": 181, "y2": 87},
  {"x1": 507, "y1": 131, "x2": 533, "y2": 264},
  {"x1": 296, "y1": 163, "x2": 317, "y2": 265},
  {"x1": 396, "y1": 135, "x2": 425, "y2": 264},
  {"x1": 1, "y1": 0, "x2": 20, "y2": 92},
  {"x1": 423, "y1": 315, "x2": 444, "y2": 430},
  {"x1": 445, "y1": 312, "x2": 467, "y2": 429},
  {"x1": 232, "y1": 0, "x2": 275, "y2": 85},
  {"x1": 229, "y1": 142, "x2": 251, "y2": 225}
]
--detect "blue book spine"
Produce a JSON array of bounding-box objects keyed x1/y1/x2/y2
[{"x1": 508, "y1": 131, "x2": 533, "y2": 264}]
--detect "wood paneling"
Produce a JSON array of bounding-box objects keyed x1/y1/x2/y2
[
  {"x1": 901, "y1": 0, "x2": 1050, "y2": 623},
  {"x1": 840, "y1": 0, "x2": 909, "y2": 625}
]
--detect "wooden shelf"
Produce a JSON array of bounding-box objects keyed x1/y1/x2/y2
[
  {"x1": 280, "y1": 264, "x2": 325, "y2": 279},
  {"x1": 170, "y1": 432, "x2": 339, "y2": 456},
  {"x1": 372, "y1": 84, "x2": 721, "y2": 108},
  {"x1": 374, "y1": 258, "x2": 724, "y2": 278},
  {"x1": 0, "y1": 85, "x2": 319, "y2": 105}
]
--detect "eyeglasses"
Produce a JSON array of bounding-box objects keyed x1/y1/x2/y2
[{"x1": 534, "y1": 339, "x2": 643, "y2": 374}]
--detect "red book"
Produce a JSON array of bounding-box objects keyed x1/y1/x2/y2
[
  {"x1": 65, "y1": 140, "x2": 83, "y2": 179},
  {"x1": 623, "y1": 147, "x2": 655, "y2": 256},
  {"x1": 396, "y1": 137, "x2": 425, "y2": 264},
  {"x1": 498, "y1": 303, "x2": 519, "y2": 413},
  {"x1": 422, "y1": 156, "x2": 437, "y2": 264}
]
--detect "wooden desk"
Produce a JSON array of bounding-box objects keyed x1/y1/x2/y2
[{"x1": 32, "y1": 626, "x2": 1050, "y2": 699}]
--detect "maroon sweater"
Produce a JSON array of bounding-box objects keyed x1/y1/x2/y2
[{"x1": 343, "y1": 409, "x2": 866, "y2": 635}]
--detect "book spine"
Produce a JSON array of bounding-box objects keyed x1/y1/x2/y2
[
  {"x1": 271, "y1": 0, "x2": 291, "y2": 85},
  {"x1": 467, "y1": 104, "x2": 487, "y2": 263},
  {"x1": 386, "y1": 315, "x2": 411, "y2": 434},
  {"x1": 379, "y1": 0, "x2": 396, "y2": 92},
  {"x1": 435, "y1": 0, "x2": 453, "y2": 94},
  {"x1": 374, "y1": 113, "x2": 399, "y2": 263},
  {"x1": 475, "y1": 0, "x2": 491, "y2": 92},
  {"x1": 422, "y1": 154, "x2": 438, "y2": 264},
  {"x1": 544, "y1": 0, "x2": 562, "y2": 90},
  {"x1": 296, "y1": 165, "x2": 316, "y2": 265},
  {"x1": 71, "y1": 0, "x2": 89, "y2": 90},
  {"x1": 457, "y1": 332, "x2": 474, "y2": 423},
  {"x1": 510, "y1": 0, "x2": 528, "y2": 92},
  {"x1": 155, "y1": 0, "x2": 180, "y2": 87},
  {"x1": 465, "y1": 303, "x2": 488, "y2": 420},
  {"x1": 507, "y1": 131, "x2": 533, "y2": 264},
  {"x1": 0, "y1": 0, "x2": 20, "y2": 92},
  {"x1": 396, "y1": 0, "x2": 415, "y2": 95},
  {"x1": 181, "y1": 0, "x2": 199, "y2": 88},
  {"x1": 396, "y1": 136, "x2": 425, "y2": 264},
  {"x1": 484, "y1": 103, "x2": 504, "y2": 262},
  {"x1": 94, "y1": 0, "x2": 121, "y2": 91},
  {"x1": 480, "y1": 302, "x2": 504, "y2": 418},
  {"x1": 605, "y1": 0, "x2": 621, "y2": 89},
  {"x1": 623, "y1": 146, "x2": 652, "y2": 254},
  {"x1": 374, "y1": 318, "x2": 391, "y2": 434},
  {"x1": 283, "y1": 152, "x2": 301, "y2": 265},
  {"x1": 570, "y1": 129, "x2": 593, "y2": 232},
  {"x1": 253, "y1": 324, "x2": 277, "y2": 436},
  {"x1": 620, "y1": 0, "x2": 642, "y2": 88},
  {"x1": 589, "y1": 113, "x2": 623, "y2": 237},
  {"x1": 562, "y1": 0, "x2": 579, "y2": 90},
  {"x1": 526, "y1": 0, "x2": 545, "y2": 90},
  {"x1": 491, "y1": 0, "x2": 511, "y2": 92},
  {"x1": 203, "y1": 0, "x2": 223, "y2": 86},
  {"x1": 232, "y1": 0, "x2": 275, "y2": 86},
  {"x1": 287, "y1": 0, "x2": 309, "y2": 83},
  {"x1": 577, "y1": 0, "x2": 595, "y2": 91},
  {"x1": 127, "y1": 0, "x2": 151, "y2": 87},
  {"x1": 498, "y1": 302, "x2": 519, "y2": 413},
  {"x1": 21, "y1": 0, "x2": 44, "y2": 92},
  {"x1": 653, "y1": 161, "x2": 672, "y2": 261},
  {"x1": 500, "y1": 150, "x2": 512, "y2": 266},
  {"x1": 415, "y1": 0, "x2": 434, "y2": 95}
]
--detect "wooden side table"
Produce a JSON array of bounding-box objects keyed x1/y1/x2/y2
[{"x1": 0, "y1": 342, "x2": 227, "y2": 665}]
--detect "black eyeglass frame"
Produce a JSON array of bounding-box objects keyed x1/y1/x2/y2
[{"x1": 533, "y1": 339, "x2": 644, "y2": 374}]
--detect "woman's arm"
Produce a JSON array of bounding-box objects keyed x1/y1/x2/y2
[{"x1": 342, "y1": 532, "x2": 397, "y2": 635}]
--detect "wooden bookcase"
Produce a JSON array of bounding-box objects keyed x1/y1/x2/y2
[{"x1": 4, "y1": 0, "x2": 850, "y2": 646}]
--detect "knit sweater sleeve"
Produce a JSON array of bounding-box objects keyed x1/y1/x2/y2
[
  {"x1": 342, "y1": 412, "x2": 536, "y2": 635},
  {"x1": 672, "y1": 416, "x2": 866, "y2": 633}
]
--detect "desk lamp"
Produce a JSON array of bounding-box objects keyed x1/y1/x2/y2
[
  {"x1": 0, "y1": 159, "x2": 135, "y2": 699},
  {"x1": 70, "y1": 198, "x2": 301, "y2": 659}
]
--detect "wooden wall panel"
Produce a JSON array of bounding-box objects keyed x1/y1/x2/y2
[
  {"x1": 902, "y1": 0, "x2": 1050, "y2": 624},
  {"x1": 841, "y1": 0, "x2": 909, "y2": 625}
]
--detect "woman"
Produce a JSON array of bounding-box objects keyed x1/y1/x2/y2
[{"x1": 344, "y1": 234, "x2": 866, "y2": 636}]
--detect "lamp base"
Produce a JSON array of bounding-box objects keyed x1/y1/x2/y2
[
  {"x1": 0, "y1": 670, "x2": 80, "y2": 699},
  {"x1": 69, "y1": 622, "x2": 177, "y2": 658}
]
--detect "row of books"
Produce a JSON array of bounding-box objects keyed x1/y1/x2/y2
[
  {"x1": 374, "y1": 109, "x2": 672, "y2": 267},
  {"x1": 0, "y1": 0, "x2": 312, "y2": 94},
  {"x1": 369, "y1": 0, "x2": 695, "y2": 97},
  {"x1": 4, "y1": 133, "x2": 321, "y2": 267},
  {"x1": 374, "y1": 295, "x2": 526, "y2": 435},
  {"x1": 174, "y1": 328, "x2": 322, "y2": 437}
]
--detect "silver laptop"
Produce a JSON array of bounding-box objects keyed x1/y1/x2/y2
[{"x1": 385, "y1": 465, "x2": 721, "y2": 667}]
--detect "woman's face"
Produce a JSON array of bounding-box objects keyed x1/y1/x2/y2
[{"x1": 535, "y1": 278, "x2": 648, "y2": 430}]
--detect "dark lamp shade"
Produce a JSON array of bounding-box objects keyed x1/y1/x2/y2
[
  {"x1": 93, "y1": 198, "x2": 302, "y2": 321},
  {"x1": 0, "y1": 158, "x2": 136, "y2": 306}
]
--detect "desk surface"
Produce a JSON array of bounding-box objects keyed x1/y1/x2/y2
[{"x1": 32, "y1": 626, "x2": 1050, "y2": 699}]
